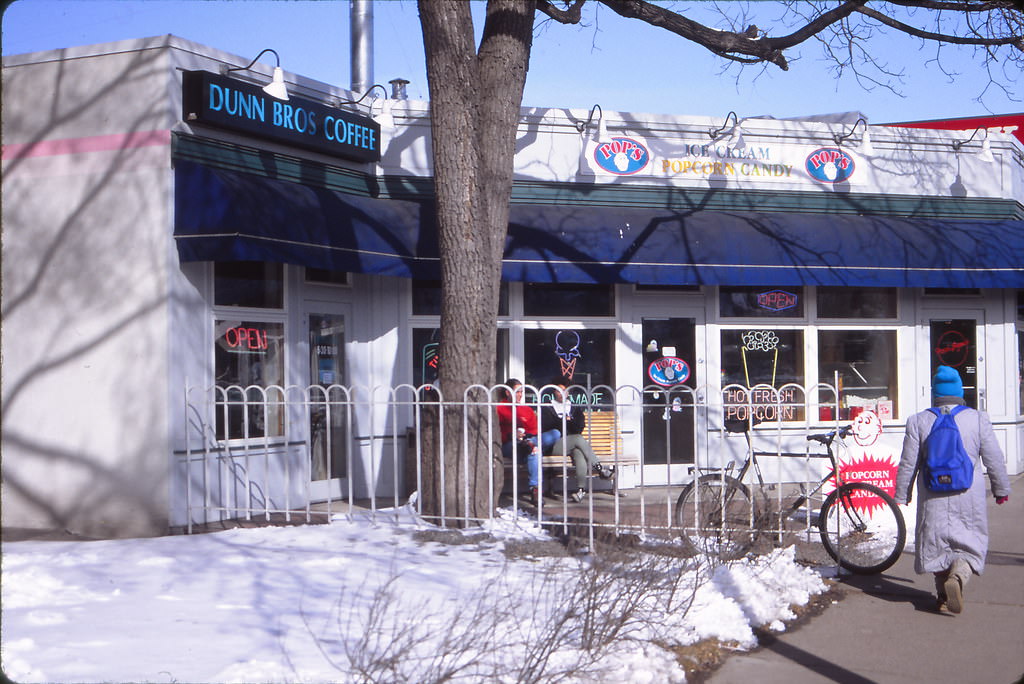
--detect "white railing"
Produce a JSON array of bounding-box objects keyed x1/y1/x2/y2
[{"x1": 177, "y1": 381, "x2": 845, "y2": 547}]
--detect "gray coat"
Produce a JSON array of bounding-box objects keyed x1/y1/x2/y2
[{"x1": 895, "y1": 397, "x2": 1011, "y2": 575}]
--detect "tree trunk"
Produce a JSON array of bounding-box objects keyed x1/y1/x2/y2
[{"x1": 417, "y1": 0, "x2": 534, "y2": 522}]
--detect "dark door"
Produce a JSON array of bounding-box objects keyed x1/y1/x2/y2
[
  {"x1": 930, "y1": 318, "x2": 979, "y2": 408},
  {"x1": 641, "y1": 318, "x2": 696, "y2": 465}
]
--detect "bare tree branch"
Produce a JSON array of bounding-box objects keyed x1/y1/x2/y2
[
  {"x1": 855, "y1": 3, "x2": 1023, "y2": 46},
  {"x1": 536, "y1": 0, "x2": 586, "y2": 24}
]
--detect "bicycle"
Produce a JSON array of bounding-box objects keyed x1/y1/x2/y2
[{"x1": 674, "y1": 419, "x2": 906, "y2": 574}]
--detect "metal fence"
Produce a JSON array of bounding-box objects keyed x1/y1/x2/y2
[{"x1": 177, "y1": 381, "x2": 846, "y2": 548}]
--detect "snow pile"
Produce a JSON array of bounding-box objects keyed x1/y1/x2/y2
[{"x1": 2, "y1": 508, "x2": 828, "y2": 683}]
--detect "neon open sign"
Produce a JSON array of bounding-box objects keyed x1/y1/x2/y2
[
  {"x1": 223, "y1": 326, "x2": 269, "y2": 352},
  {"x1": 757, "y1": 290, "x2": 798, "y2": 311}
]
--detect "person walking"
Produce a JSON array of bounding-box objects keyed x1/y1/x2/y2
[
  {"x1": 540, "y1": 377, "x2": 615, "y2": 503},
  {"x1": 894, "y1": 365, "x2": 1011, "y2": 614}
]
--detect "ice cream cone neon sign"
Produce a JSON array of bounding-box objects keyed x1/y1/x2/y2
[{"x1": 555, "y1": 330, "x2": 581, "y2": 380}]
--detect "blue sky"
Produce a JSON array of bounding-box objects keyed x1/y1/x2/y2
[{"x1": 2, "y1": 0, "x2": 1020, "y2": 124}]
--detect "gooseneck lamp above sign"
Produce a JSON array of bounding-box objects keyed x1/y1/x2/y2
[
  {"x1": 708, "y1": 111, "x2": 745, "y2": 149},
  {"x1": 222, "y1": 48, "x2": 289, "y2": 101},
  {"x1": 952, "y1": 127, "x2": 995, "y2": 163},
  {"x1": 575, "y1": 104, "x2": 606, "y2": 176},
  {"x1": 335, "y1": 84, "x2": 395, "y2": 130},
  {"x1": 832, "y1": 117, "x2": 874, "y2": 155},
  {"x1": 575, "y1": 104, "x2": 608, "y2": 141},
  {"x1": 335, "y1": 83, "x2": 388, "y2": 110}
]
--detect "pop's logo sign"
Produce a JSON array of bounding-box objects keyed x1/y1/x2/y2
[
  {"x1": 805, "y1": 147, "x2": 856, "y2": 184},
  {"x1": 594, "y1": 137, "x2": 650, "y2": 175}
]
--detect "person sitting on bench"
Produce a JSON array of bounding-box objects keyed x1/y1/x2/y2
[
  {"x1": 497, "y1": 379, "x2": 541, "y2": 504},
  {"x1": 540, "y1": 376, "x2": 615, "y2": 502}
]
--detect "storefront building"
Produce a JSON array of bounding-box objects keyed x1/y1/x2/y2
[{"x1": 4, "y1": 36, "x2": 1023, "y2": 537}]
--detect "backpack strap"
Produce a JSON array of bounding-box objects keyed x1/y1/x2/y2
[{"x1": 930, "y1": 404, "x2": 967, "y2": 417}]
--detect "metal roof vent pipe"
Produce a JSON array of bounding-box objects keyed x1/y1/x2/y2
[
  {"x1": 350, "y1": 0, "x2": 373, "y2": 95},
  {"x1": 389, "y1": 78, "x2": 409, "y2": 101}
]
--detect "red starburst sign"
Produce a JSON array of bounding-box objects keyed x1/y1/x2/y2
[{"x1": 831, "y1": 455, "x2": 899, "y2": 517}]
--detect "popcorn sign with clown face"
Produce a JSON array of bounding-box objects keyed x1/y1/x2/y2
[{"x1": 826, "y1": 409, "x2": 900, "y2": 516}]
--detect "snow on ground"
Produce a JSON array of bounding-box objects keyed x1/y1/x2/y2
[{"x1": 2, "y1": 506, "x2": 829, "y2": 683}]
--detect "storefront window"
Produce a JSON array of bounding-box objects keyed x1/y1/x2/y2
[
  {"x1": 524, "y1": 329, "x2": 615, "y2": 406},
  {"x1": 305, "y1": 268, "x2": 349, "y2": 285},
  {"x1": 719, "y1": 286, "x2": 805, "y2": 318},
  {"x1": 214, "y1": 319, "x2": 285, "y2": 439},
  {"x1": 817, "y1": 287, "x2": 897, "y2": 319},
  {"x1": 214, "y1": 262, "x2": 284, "y2": 309},
  {"x1": 721, "y1": 329, "x2": 804, "y2": 422},
  {"x1": 818, "y1": 330, "x2": 898, "y2": 420},
  {"x1": 523, "y1": 284, "x2": 614, "y2": 317},
  {"x1": 412, "y1": 280, "x2": 509, "y2": 316},
  {"x1": 412, "y1": 328, "x2": 509, "y2": 387}
]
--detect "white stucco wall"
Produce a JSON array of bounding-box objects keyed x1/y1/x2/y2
[{"x1": 2, "y1": 40, "x2": 179, "y2": 537}]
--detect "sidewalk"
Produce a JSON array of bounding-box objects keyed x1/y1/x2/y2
[{"x1": 707, "y1": 473, "x2": 1024, "y2": 684}]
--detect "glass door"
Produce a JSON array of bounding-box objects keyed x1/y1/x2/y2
[
  {"x1": 929, "y1": 316, "x2": 982, "y2": 409},
  {"x1": 641, "y1": 317, "x2": 697, "y2": 483},
  {"x1": 307, "y1": 310, "x2": 349, "y2": 501}
]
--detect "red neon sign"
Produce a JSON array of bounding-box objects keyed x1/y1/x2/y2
[
  {"x1": 757, "y1": 290, "x2": 797, "y2": 311},
  {"x1": 223, "y1": 326, "x2": 269, "y2": 352}
]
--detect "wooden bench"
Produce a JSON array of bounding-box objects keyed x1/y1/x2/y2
[{"x1": 540, "y1": 410, "x2": 641, "y2": 475}]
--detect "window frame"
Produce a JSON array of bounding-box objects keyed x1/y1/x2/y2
[{"x1": 210, "y1": 262, "x2": 290, "y2": 444}]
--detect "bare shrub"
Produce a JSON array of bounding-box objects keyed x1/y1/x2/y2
[{"x1": 307, "y1": 545, "x2": 709, "y2": 683}]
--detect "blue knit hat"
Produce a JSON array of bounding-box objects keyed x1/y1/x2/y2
[{"x1": 932, "y1": 365, "x2": 964, "y2": 398}]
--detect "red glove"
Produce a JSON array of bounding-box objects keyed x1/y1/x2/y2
[{"x1": 995, "y1": 495, "x2": 1009, "y2": 505}]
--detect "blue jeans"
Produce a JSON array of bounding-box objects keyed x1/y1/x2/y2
[
  {"x1": 540, "y1": 429, "x2": 561, "y2": 453},
  {"x1": 503, "y1": 437, "x2": 540, "y2": 487}
]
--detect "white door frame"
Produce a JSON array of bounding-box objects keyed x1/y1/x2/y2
[{"x1": 629, "y1": 298, "x2": 707, "y2": 486}]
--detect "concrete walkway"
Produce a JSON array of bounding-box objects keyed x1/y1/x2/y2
[{"x1": 707, "y1": 474, "x2": 1024, "y2": 684}]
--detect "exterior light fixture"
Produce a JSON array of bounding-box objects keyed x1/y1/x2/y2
[
  {"x1": 833, "y1": 117, "x2": 874, "y2": 155},
  {"x1": 576, "y1": 104, "x2": 606, "y2": 140},
  {"x1": 576, "y1": 104, "x2": 605, "y2": 175},
  {"x1": 223, "y1": 48, "x2": 290, "y2": 101},
  {"x1": 336, "y1": 84, "x2": 395, "y2": 127},
  {"x1": 709, "y1": 111, "x2": 744, "y2": 147},
  {"x1": 373, "y1": 98, "x2": 395, "y2": 130},
  {"x1": 337, "y1": 84, "x2": 388, "y2": 109},
  {"x1": 952, "y1": 127, "x2": 995, "y2": 164}
]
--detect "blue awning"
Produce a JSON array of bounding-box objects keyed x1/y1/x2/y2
[
  {"x1": 174, "y1": 160, "x2": 440, "y2": 278},
  {"x1": 174, "y1": 160, "x2": 1024, "y2": 288}
]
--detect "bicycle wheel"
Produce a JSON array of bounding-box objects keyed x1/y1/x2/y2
[
  {"x1": 818, "y1": 482, "x2": 906, "y2": 575},
  {"x1": 675, "y1": 475, "x2": 760, "y2": 560}
]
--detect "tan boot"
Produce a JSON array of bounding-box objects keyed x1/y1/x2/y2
[
  {"x1": 943, "y1": 558, "x2": 970, "y2": 614},
  {"x1": 934, "y1": 572, "x2": 950, "y2": 613}
]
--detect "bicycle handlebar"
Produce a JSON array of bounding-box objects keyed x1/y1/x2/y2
[{"x1": 807, "y1": 425, "x2": 853, "y2": 445}]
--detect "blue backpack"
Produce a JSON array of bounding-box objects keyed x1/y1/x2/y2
[{"x1": 923, "y1": 405, "x2": 974, "y2": 493}]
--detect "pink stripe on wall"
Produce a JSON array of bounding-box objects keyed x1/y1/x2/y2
[{"x1": 2, "y1": 129, "x2": 172, "y2": 160}]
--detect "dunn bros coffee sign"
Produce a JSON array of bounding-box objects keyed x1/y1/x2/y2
[{"x1": 182, "y1": 70, "x2": 381, "y2": 163}]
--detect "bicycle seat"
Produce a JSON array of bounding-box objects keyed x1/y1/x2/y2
[
  {"x1": 724, "y1": 418, "x2": 750, "y2": 433},
  {"x1": 723, "y1": 416, "x2": 766, "y2": 433}
]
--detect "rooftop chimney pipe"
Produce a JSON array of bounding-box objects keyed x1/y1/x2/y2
[
  {"x1": 350, "y1": 0, "x2": 373, "y2": 95},
  {"x1": 389, "y1": 78, "x2": 409, "y2": 101}
]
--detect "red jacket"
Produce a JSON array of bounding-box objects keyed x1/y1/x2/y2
[{"x1": 496, "y1": 401, "x2": 537, "y2": 444}]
